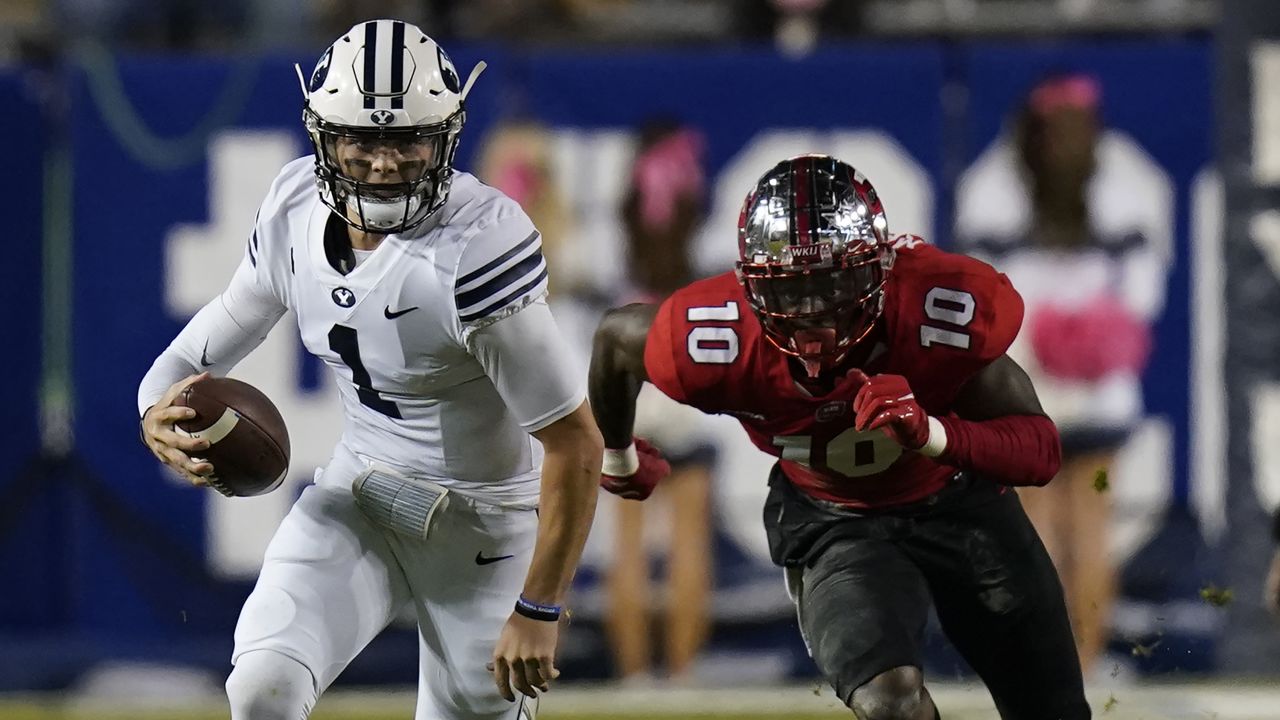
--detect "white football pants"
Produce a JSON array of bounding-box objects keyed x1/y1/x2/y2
[{"x1": 230, "y1": 478, "x2": 539, "y2": 720}]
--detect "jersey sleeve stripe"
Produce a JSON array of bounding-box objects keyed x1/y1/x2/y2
[
  {"x1": 456, "y1": 240, "x2": 541, "y2": 297},
  {"x1": 456, "y1": 230, "x2": 541, "y2": 289},
  {"x1": 456, "y1": 252, "x2": 546, "y2": 315},
  {"x1": 247, "y1": 230, "x2": 258, "y2": 267},
  {"x1": 458, "y1": 266, "x2": 549, "y2": 322}
]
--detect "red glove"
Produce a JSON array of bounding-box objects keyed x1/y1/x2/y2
[
  {"x1": 600, "y1": 438, "x2": 672, "y2": 501},
  {"x1": 851, "y1": 372, "x2": 932, "y2": 451}
]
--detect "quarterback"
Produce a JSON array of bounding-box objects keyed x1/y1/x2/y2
[
  {"x1": 138, "y1": 20, "x2": 602, "y2": 720},
  {"x1": 589, "y1": 155, "x2": 1090, "y2": 719}
]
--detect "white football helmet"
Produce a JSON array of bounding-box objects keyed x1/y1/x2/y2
[{"x1": 298, "y1": 19, "x2": 485, "y2": 233}]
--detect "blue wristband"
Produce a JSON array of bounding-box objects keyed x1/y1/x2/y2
[{"x1": 514, "y1": 595, "x2": 562, "y2": 622}]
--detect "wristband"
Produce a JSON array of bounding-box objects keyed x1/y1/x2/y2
[
  {"x1": 918, "y1": 416, "x2": 948, "y2": 458},
  {"x1": 514, "y1": 595, "x2": 563, "y2": 622},
  {"x1": 602, "y1": 443, "x2": 639, "y2": 476},
  {"x1": 139, "y1": 406, "x2": 154, "y2": 447}
]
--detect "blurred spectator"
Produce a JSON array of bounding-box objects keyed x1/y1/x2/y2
[
  {"x1": 313, "y1": 0, "x2": 435, "y2": 43},
  {"x1": 55, "y1": 0, "x2": 252, "y2": 49},
  {"x1": 476, "y1": 120, "x2": 573, "y2": 295},
  {"x1": 954, "y1": 73, "x2": 1169, "y2": 675},
  {"x1": 607, "y1": 121, "x2": 716, "y2": 683},
  {"x1": 0, "y1": 0, "x2": 43, "y2": 63},
  {"x1": 761, "y1": 0, "x2": 863, "y2": 56},
  {"x1": 452, "y1": 0, "x2": 573, "y2": 43}
]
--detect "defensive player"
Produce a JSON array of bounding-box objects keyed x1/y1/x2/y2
[
  {"x1": 138, "y1": 20, "x2": 602, "y2": 720},
  {"x1": 589, "y1": 155, "x2": 1090, "y2": 719}
]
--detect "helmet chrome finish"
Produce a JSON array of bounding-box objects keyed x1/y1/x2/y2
[{"x1": 736, "y1": 154, "x2": 894, "y2": 376}]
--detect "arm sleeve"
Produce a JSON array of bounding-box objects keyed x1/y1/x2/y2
[
  {"x1": 936, "y1": 413, "x2": 1062, "y2": 487},
  {"x1": 466, "y1": 299, "x2": 586, "y2": 433},
  {"x1": 137, "y1": 252, "x2": 287, "y2": 416}
]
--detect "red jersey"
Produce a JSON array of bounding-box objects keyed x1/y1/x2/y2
[{"x1": 643, "y1": 237, "x2": 1024, "y2": 508}]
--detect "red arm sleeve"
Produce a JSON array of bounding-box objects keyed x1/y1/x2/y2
[{"x1": 935, "y1": 414, "x2": 1062, "y2": 487}]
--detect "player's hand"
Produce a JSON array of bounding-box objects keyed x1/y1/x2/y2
[
  {"x1": 488, "y1": 611, "x2": 561, "y2": 701},
  {"x1": 140, "y1": 372, "x2": 216, "y2": 486},
  {"x1": 600, "y1": 438, "x2": 671, "y2": 501},
  {"x1": 1265, "y1": 548, "x2": 1280, "y2": 615},
  {"x1": 851, "y1": 371, "x2": 931, "y2": 451}
]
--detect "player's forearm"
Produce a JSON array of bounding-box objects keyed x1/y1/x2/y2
[
  {"x1": 932, "y1": 413, "x2": 1061, "y2": 486},
  {"x1": 522, "y1": 433, "x2": 602, "y2": 605},
  {"x1": 587, "y1": 361, "x2": 643, "y2": 450},
  {"x1": 138, "y1": 280, "x2": 284, "y2": 417},
  {"x1": 588, "y1": 307, "x2": 652, "y2": 449},
  {"x1": 138, "y1": 351, "x2": 201, "y2": 416}
]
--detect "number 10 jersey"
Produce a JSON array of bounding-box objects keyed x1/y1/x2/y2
[{"x1": 643, "y1": 238, "x2": 1024, "y2": 509}]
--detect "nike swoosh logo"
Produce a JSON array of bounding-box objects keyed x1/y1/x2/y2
[
  {"x1": 475, "y1": 551, "x2": 514, "y2": 566},
  {"x1": 384, "y1": 305, "x2": 419, "y2": 319},
  {"x1": 200, "y1": 339, "x2": 214, "y2": 367}
]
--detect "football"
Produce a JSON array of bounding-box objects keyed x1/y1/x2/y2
[{"x1": 173, "y1": 376, "x2": 291, "y2": 497}]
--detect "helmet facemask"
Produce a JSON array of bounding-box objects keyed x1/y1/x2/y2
[
  {"x1": 740, "y1": 246, "x2": 887, "y2": 378},
  {"x1": 306, "y1": 108, "x2": 463, "y2": 234},
  {"x1": 298, "y1": 20, "x2": 486, "y2": 236}
]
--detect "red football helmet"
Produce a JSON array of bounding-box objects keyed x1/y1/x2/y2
[{"x1": 736, "y1": 154, "x2": 894, "y2": 377}]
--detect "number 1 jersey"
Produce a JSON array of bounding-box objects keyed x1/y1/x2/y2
[
  {"x1": 643, "y1": 238, "x2": 1024, "y2": 509},
  {"x1": 231, "y1": 157, "x2": 579, "y2": 502}
]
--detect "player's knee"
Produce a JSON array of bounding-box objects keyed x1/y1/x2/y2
[
  {"x1": 847, "y1": 666, "x2": 926, "y2": 720},
  {"x1": 226, "y1": 649, "x2": 317, "y2": 720}
]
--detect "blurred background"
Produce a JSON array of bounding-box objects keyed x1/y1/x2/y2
[{"x1": 2, "y1": 0, "x2": 1279, "y2": 718}]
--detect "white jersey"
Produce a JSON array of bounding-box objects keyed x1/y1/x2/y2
[{"x1": 140, "y1": 157, "x2": 585, "y2": 505}]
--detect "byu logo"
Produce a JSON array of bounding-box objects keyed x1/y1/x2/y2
[
  {"x1": 309, "y1": 47, "x2": 333, "y2": 93},
  {"x1": 331, "y1": 286, "x2": 356, "y2": 307},
  {"x1": 370, "y1": 110, "x2": 395, "y2": 126},
  {"x1": 437, "y1": 46, "x2": 460, "y2": 93}
]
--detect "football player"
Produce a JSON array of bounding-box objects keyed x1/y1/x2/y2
[
  {"x1": 589, "y1": 155, "x2": 1090, "y2": 719},
  {"x1": 138, "y1": 20, "x2": 602, "y2": 720}
]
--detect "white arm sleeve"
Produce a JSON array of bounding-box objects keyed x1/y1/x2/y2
[
  {"x1": 137, "y1": 254, "x2": 287, "y2": 416},
  {"x1": 466, "y1": 299, "x2": 586, "y2": 433}
]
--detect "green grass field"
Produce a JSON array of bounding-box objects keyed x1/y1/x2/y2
[{"x1": 4, "y1": 682, "x2": 1279, "y2": 720}]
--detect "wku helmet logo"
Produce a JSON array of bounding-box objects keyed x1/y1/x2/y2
[
  {"x1": 370, "y1": 110, "x2": 395, "y2": 126},
  {"x1": 781, "y1": 242, "x2": 834, "y2": 266}
]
